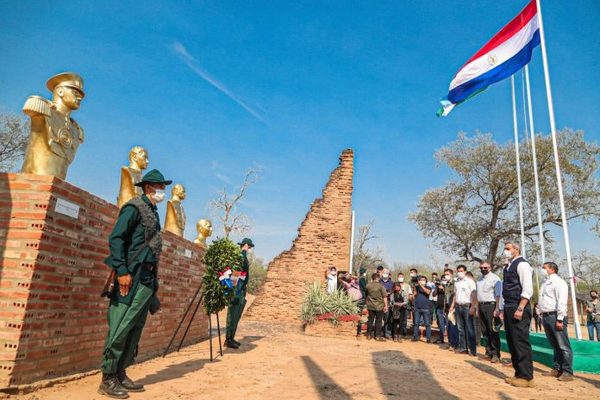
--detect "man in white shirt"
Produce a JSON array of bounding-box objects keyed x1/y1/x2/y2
[
  {"x1": 539, "y1": 262, "x2": 573, "y2": 381},
  {"x1": 476, "y1": 262, "x2": 502, "y2": 363},
  {"x1": 500, "y1": 242, "x2": 535, "y2": 388},
  {"x1": 449, "y1": 265, "x2": 477, "y2": 356}
]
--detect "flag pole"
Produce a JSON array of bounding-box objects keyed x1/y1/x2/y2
[
  {"x1": 511, "y1": 75, "x2": 526, "y2": 258},
  {"x1": 523, "y1": 66, "x2": 543, "y2": 294},
  {"x1": 349, "y1": 210, "x2": 355, "y2": 274},
  {"x1": 535, "y1": 0, "x2": 582, "y2": 339}
]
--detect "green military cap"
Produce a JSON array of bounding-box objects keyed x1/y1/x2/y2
[
  {"x1": 238, "y1": 238, "x2": 255, "y2": 247},
  {"x1": 134, "y1": 169, "x2": 173, "y2": 186}
]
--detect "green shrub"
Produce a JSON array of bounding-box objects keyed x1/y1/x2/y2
[{"x1": 300, "y1": 281, "x2": 359, "y2": 326}]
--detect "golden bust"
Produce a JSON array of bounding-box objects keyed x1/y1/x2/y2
[
  {"x1": 20, "y1": 72, "x2": 85, "y2": 180},
  {"x1": 117, "y1": 146, "x2": 149, "y2": 207},
  {"x1": 164, "y1": 184, "x2": 186, "y2": 236},
  {"x1": 194, "y1": 219, "x2": 213, "y2": 248}
]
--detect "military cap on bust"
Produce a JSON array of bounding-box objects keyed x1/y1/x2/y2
[{"x1": 46, "y1": 72, "x2": 85, "y2": 97}]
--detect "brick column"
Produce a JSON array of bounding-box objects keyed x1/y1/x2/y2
[{"x1": 246, "y1": 149, "x2": 354, "y2": 324}]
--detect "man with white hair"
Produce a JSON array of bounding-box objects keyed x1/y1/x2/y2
[{"x1": 500, "y1": 241, "x2": 535, "y2": 388}]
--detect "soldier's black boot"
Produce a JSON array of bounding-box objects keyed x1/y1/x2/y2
[
  {"x1": 231, "y1": 338, "x2": 241, "y2": 346},
  {"x1": 98, "y1": 373, "x2": 129, "y2": 399},
  {"x1": 117, "y1": 370, "x2": 145, "y2": 392},
  {"x1": 225, "y1": 338, "x2": 239, "y2": 349}
]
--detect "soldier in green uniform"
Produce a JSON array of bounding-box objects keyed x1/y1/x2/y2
[
  {"x1": 98, "y1": 169, "x2": 172, "y2": 399},
  {"x1": 225, "y1": 238, "x2": 255, "y2": 349}
]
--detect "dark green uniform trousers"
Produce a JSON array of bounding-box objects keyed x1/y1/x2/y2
[
  {"x1": 101, "y1": 284, "x2": 153, "y2": 374},
  {"x1": 226, "y1": 287, "x2": 247, "y2": 341}
]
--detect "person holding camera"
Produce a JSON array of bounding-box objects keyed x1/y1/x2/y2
[
  {"x1": 539, "y1": 262, "x2": 573, "y2": 381},
  {"x1": 586, "y1": 289, "x2": 600, "y2": 341},
  {"x1": 411, "y1": 276, "x2": 433, "y2": 343}
]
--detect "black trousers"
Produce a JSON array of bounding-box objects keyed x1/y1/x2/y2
[
  {"x1": 367, "y1": 310, "x2": 384, "y2": 338},
  {"x1": 504, "y1": 304, "x2": 533, "y2": 380},
  {"x1": 479, "y1": 302, "x2": 500, "y2": 358},
  {"x1": 392, "y1": 309, "x2": 407, "y2": 337}
]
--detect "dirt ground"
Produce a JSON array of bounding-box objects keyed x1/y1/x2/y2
[{"x1": 6, "y1": 316, "x2": 600, "y2": 400}]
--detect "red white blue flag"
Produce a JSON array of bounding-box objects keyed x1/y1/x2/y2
[{"x1": 438, "y1": 0, "x2": 540, "y2": 116}]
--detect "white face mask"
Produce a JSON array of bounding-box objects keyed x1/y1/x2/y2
[
  {"x1": 457, "y1": 272, "x2": 466, "y2": 279},
  {"x1": 504, "y1": 250, "x2": 513, "y2": 259},
  {"x1": 151, "y1": 189, "x2": 166, "y2": 203},
  {"x1": 398, "y1": 277, "x2": 404, "y2": 283},
  {"x1": 382, "y1": 273, "x2": 389, "y2": 279},
  {"x1": 542, "y1": 268, "x2": 549, "y2": 276},
  {"x1": 444, "y1": 275, "x2": 451, "y2": 281}
]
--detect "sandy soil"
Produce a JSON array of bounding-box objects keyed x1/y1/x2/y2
[{"x1": 6, "y1": 316, "x2": 599, "y2": 400}]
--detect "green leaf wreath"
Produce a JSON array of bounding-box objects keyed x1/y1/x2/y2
[{"x1": 202, "y1": 238, "x2": 243, "y2": 314}]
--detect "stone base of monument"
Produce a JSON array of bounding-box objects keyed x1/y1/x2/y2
[
  {"x1": 303, "y1": 314, "x2": 360, "y2": 339},
  {"x1": 0, "y1": 173, "x2": 208, "y2": 389}
]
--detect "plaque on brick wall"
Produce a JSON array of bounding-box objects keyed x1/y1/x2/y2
[
  {"x1": 184, "y1": 249, "x2": 192, "y2": 258},
  {"x1": 55, "y1": 198, "x2": 80, "y2": 219}
]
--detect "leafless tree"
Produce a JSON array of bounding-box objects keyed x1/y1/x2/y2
[
  {"x1": 210, "y1": 166, "x2": 260, "y2": 238},
  {"x1": 353, "y1": 220, "x2": 384, "y2": 270},
  {"x1": 0, "y1": 113, "x2": 29, "y2": 172}
]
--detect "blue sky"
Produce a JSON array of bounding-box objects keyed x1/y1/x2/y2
[{"x1": 1, "y1": 1, "x2": 599, "y2": 266}]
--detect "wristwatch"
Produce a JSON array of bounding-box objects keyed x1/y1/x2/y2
[{"x1": 517, "y1": 306, "x2": 524, "y2": 312}]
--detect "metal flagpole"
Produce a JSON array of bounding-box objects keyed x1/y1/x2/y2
[
  {"x1": 349, "y1": 210, "x2": 355, "y2": 274},
  {"x1": 511, "y1": 75, "x2": 527, "y2": 258},
  {"x1": 536, "y1": 0, "x2": 582, "y2": 339},
  {"x1": 524, "y1": 66, "x2": 543, "y2": 294}
]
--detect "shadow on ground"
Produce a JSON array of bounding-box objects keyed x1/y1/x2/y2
[
  {"x1": 301, "y1": 356, "x2": 352, "y2": 400},
  {"x1": 138, "y1": 358, "x2": 214, "y2": 386},
  {"x1": 372, "y1": 350, "x2": 459, "y2": 399}
]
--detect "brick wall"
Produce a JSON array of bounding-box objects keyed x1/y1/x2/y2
[
  {"x1": 246, "y1": 149, "x2": 354, "y2": 323},
  {"x1": 0, "y1": 173, "x2": 208, "y2": 388}
]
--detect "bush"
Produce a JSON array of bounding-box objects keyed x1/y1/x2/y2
[
  {"x1": 247, "y1": 256, "x2": 268, "y2": 295},
  {"x1": 300, "y1": 281, "x2": 359, "y2": 326}
]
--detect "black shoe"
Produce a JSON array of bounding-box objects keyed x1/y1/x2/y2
[
  {"x1": 225, "y1": 339, "x2": 239, "y2": 349},
  {"x1": 98, "y1": 374, "x2": 129, "y2": 399},
  {"x1": 117, "y1": 370, "x2": 144, "y2": 392},
  {"x1": 426, "y1": 339, "x2": 432, "y2": 344},
  {"x1": 411, "y1": 338, "x2": 418, "y2": 342},
  {"x1": 231, "y1": 339, "x2": 241, "y2": 346}
]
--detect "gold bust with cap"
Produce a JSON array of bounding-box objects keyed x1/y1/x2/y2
[
  {"x1": 117, "y1": 146, "x2": 149, "y2": 208},
  {"x1": 20, "y1": 72, "x2": 85, "y2": 180},
  {"x1": 164, "y1": 184, "x2": 186, "y2": 237},
  {"x1": 193, "y1": 219, "x2": 213, "y2": 248}
]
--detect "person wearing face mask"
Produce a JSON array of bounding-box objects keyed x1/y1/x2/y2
[
  {"x1": 380, "y1": 269, "x2": 394, "y2": 338},
  {"x1": 448, "y1": 265, "x2": 477, "y2": 356},
  {"x1": 538, "y1": 262, "x2": 573, "y2": 382},
  {"x1": 99, "y1": 169, "x2": 171, "y2": 398},
  {"x1": 476, "y1": 262, "x2": 502, "y2": 363},
  {"x1": 411, "y1": 276, "x2": 433, "y2": 343},
  {"x1": 499, "y1": 241, "x2": 535, "y2": 388},
  {"x1": 326, "y1": 266, "x2": 339, "y2": 294},
  {"x1": 225, "y1": 238, "x2": 255, "y2": 349},
  {"x1": 586, "y1": 290, "x2": 600, "y2": 341},
  {"x1": 443, "y1": 268, "x2": 459, "y2": 350},
  {"x1": 396, "y1": 273, "x2": 413, "y2": 337}
]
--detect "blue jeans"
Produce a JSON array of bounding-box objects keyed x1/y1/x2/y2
[
  {"x1": 456, "y1": 305, "x2": 476, "y2": 354},
  {"x1": 436, "y1": 308, "x2": 446, "y2": 342},
  {"x1": 413, "y1": 308, "x2": 431, "y2": 340},
  {"x1": 588, "y1": 321, "x2": 600, "y2": 341},
  {"x1": 542, "y1": 314, "x2": 573, "y2": 374}
]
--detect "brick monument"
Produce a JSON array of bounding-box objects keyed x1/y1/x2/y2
[
  {"x1": 246, "y1": 149, "x2": 354, "y2": 324},
  {"x1": 0, "y1": 173, "x2": 208, "y2": 388}
]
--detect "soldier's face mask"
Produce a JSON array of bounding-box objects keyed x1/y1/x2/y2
[{"x1": 151, "y1": 189, "x2": 166, "y2": 203}]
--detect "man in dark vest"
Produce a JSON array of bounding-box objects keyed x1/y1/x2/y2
[
  {"x1": 225, "y1": 238, "x2": 255, "y2": 349},
  {"x1": 99, "y1": 169, "x2": 172, "y2": 399},
  {"x1": 499, "y1": 241, "x2": 535, "y2": 388}
]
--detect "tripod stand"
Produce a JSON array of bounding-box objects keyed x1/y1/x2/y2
[{"x1": 162, "y1": 282, "x2": 223, "y2": 361}]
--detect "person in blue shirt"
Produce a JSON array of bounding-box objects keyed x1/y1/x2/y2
[{"x1": 412, "y1": 276, "x2": 433, "y2": 343}]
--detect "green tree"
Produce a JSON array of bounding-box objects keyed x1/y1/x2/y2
[
  {"x1": 0, "y1": 113, "x2": 29, "y2": 172},
  {"x1": 409, "y1": 129, "x2": 600, "y2": 267},
  {"x1": 246, "y1": 255, "x2": 268, "y2": 295},
  {"x1": 202, "y1": 238, "x2": 243, "y2": 314}
]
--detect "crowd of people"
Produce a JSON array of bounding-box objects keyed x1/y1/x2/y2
[{"x1": 328, "y1": 241, "x2": 600, "y2": 389}]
